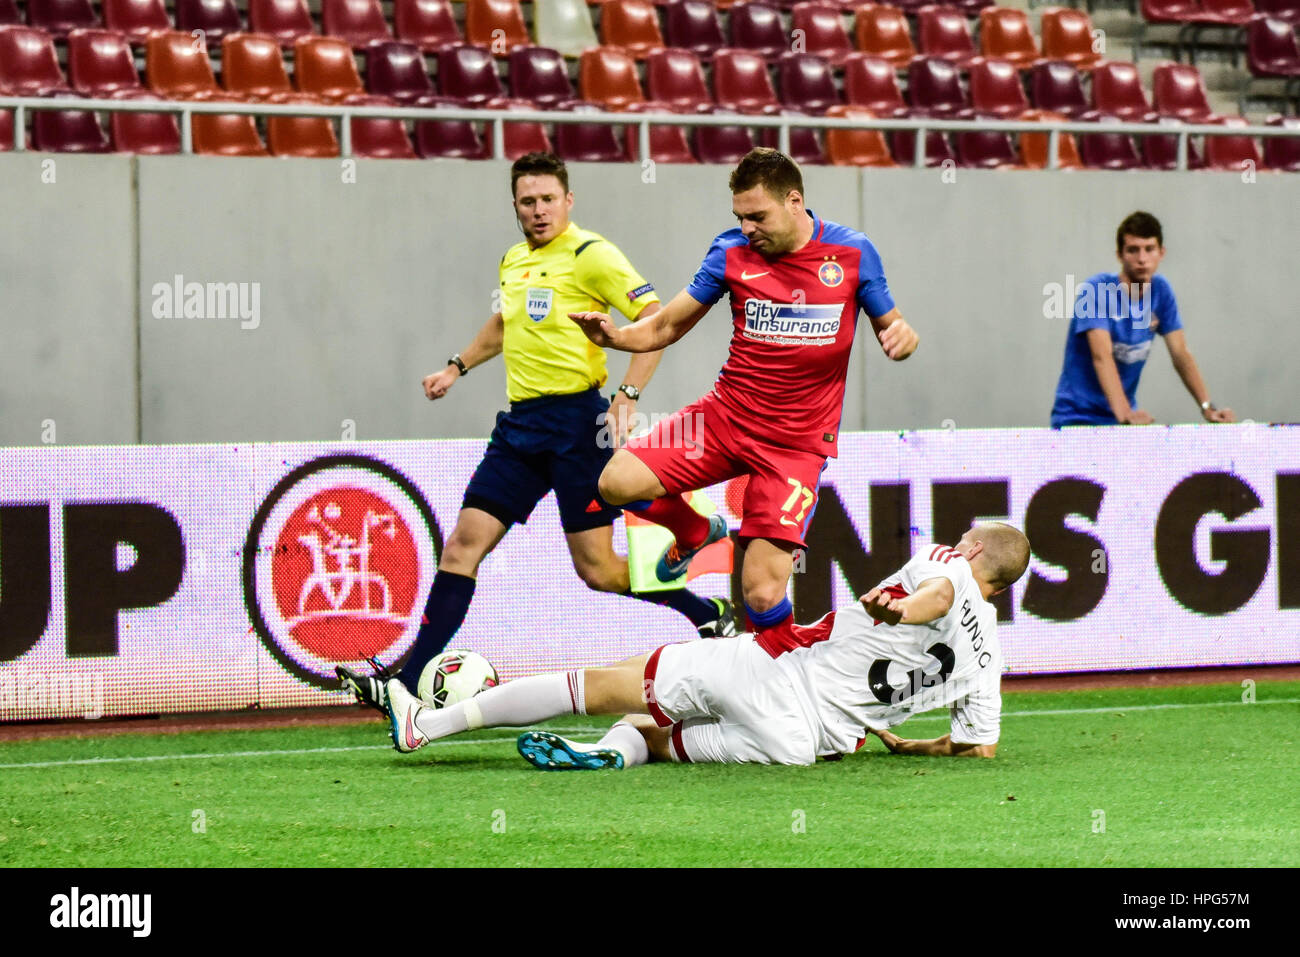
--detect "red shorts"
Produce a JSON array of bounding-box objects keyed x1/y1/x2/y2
[{"x1": 625, "y1": 391, "x2": 827, "y2": 547}]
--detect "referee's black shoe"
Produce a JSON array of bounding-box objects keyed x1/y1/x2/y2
[
  {"x1": 336, "y1": 657, "x2": 394, "y2": 715},
  {"x1": 697, "y1": 598, "x2": 738, "y2": 639}
]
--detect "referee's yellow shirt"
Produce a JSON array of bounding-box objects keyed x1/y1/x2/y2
[{"x1": 499, "y1": 222, "x2": 659, "y2": 403}]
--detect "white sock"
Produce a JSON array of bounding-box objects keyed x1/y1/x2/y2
[
  {"x1": 415, "y1": 671, "x2": 585, "y2": 740},
  {"x1": 596, "y1": 722, "x2": 649, "y2": 767}
]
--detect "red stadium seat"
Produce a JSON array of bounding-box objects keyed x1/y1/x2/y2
[
  {"x1": 393, "y1": 0, "x2": 460, "y2": 53},
  {"x1": 954, "y1": 127, "x2": 1020, "y2": 167},
  {"x1": 842, "y1": 52, "x2": 908, "y2": 115},
  {"x1": 31, "y1": 95, "x2": 111, "y2": 152},
  {"x1": 1254, "y1": 0, "x2": 1300, "y2": 23},
  {"x1": 1040, "y1": 7, "x2": 1105, "y2": 72},
  {"x1": 294, "y1": 35, "x2": 366, "y2": 101},
  {"x1": 978, "y1": 7, "x2": 1042, "y2": 71},
  {"x1": 916, "y1": 5, "x2": 978, "y2": 68},
  {"x1": 891, "y1": 121, "x2": 956, "y2": 166},
  {"x1": 968, "y1": 56, "x2": 1030, "y2": 118},
  {"x1": 0, "y1": 0, "x2": 19, "y2": 25},
  {"x1": 1247, "y1": 14, "x2": 1300, "y2": 76},
  {"x1": 25, "y1": 0, "x2": 98, "y2": 40},
  {"x1": 347, "y1": 92, "x2": 418, "y2": 158},
  {"x1": 790, "y1": 2, "x2": 854, "y2": 68},
  {"x1": 712, "y1": 47, "x2": 781, "y2": 113},
  {"x1": 222, "y1": 32, "x2": 295, "y2": 99},
  {"x1": 729, "y1": 1, "x2": 788, "y2": 60},
  {"x1": 192, "y1": 112, "x2": 269, "y2": 155},
  {"x1": 579, "y1": 46, "x2": 645, "y2": 110},
  {"x1": 174, "y1": 0, "x2": 243, "y2": 48},
  {"x1": 266, "y1": 94, "x2": 341, "y2": 156},
  {"x1": 1152, "y1": 62, "x2": 1218, "y2": 120},
  {"x1": 107, "y1": 89, "x2": 181, "y2": 153},
  {"x1": 777, "y1": 52, "x2": 841, "y2": 113},
  {"x1": 695, "y1": 107, "x2": 758, "y2": 163},
  {"x1": 0, "y1": 25, "x2": 70, "y2": 96},
  {"x1": 414, "y1": 95, "x2": 487, "y2": 158},
  {"x1": 146, "y1": 30, "x2": 228, "y2": 99},
  {"x1": 436, "y1": 43, "x2": 506, "y2": 105},
  {"x1": 510, "y1": 46, "x2": 581, "y2": 109},
  {"x1": 600, "y1": 0, "x2": 666, "y2": 60},
  {"x1": 248, "y1": 0, "x2": 316, "y2": 49},
  {"x1": 0, "y1": 109, "x2": 13, "y2": 151},
  {"x1": 1203, "y1": 115, "x2": 1263, "y2": 170},
  {"x1": 321, "y1": 0, "x2": 392, "y2": 50},
  {"x1": 1262, "y1": 115, "x2": 1300, "y2": 170},
  {"x1": 1141, "y1": 116, "x2": 1206, "y2": 168},
  {"x1": 1016, "y1": 109, "x2": 1084, "y2": 169},
  {"x1": 1091, "y1": 60, "x2": 1159, "y2": 121},
  {"x1": 491, "y1": 97, "x2": 554, "y2": 159},
  {"x1": 906, "y1": 55, "x2": 974, "y2": 116},
  {"x1": 366, "y1": 40, "x2": 439, "y2": 106},
  {"x1": 756, "y1": 108, "x2": 825, "y2": 164},
  {"x1": 1030, "y1": 59, "x2": 1090, "y2": 117},
  {"x1": 645, "y1": 47, "x2": 713, "y2": 112},
  {"x1": 1079, "y1": 115, "x2": 1144, "y2": 169},
  {"x1": 622, "y1": 100, "x2": 696, "y2": 163},
  {"x1": 664, "y1": 0, "x2": 725, "y2": 59},
  {"x1": 854, "y1": 5, "x2": 917, "y2": 70},
  {"x1": 824, "y1": 104, "x2": 897, "y2": 166},
  {"x1": 554, "y1": 102, "x2": 628, "y2": 162},
  {"x1": 464, "y1": 0, "x2": 529, "y2": 57},
  {"x1": 101, "y1": 0, "x2": 171, "y2": 46},
  {"x1": 68, "y1": 29, "x2": 143, "y2": 96}
]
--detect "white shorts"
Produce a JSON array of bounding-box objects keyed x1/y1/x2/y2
[{"x1": 643, "y1": 635, "x2": 818, "y2": 766}]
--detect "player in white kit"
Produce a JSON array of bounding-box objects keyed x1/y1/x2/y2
[{"x1": 381, "y1": 522, "x2": 1030, "y2": 767}]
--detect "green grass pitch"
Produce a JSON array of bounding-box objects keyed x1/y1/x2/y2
[{"x1": 1, "y1": 680, "x2": 1296, "y2": 867}]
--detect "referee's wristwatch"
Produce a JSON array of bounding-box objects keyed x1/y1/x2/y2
[
  {"x1": 612, "y1": 383, "x2": 640, "y2": 402},
  {"x1": 448, "y1": 354, "x2": 468, "y2": 376}
]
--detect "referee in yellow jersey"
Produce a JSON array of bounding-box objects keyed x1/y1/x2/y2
[{"x1": 339, "y1": 153, "x2": 734, "y2": 711}]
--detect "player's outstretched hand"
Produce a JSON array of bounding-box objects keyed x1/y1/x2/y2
[
  {"x1": 569, "y1": 311, "x2": 619, "y2": 348},
  {"x1": 861, "y1": 587, "x2": 905, "y2": 626},
  {"x1": 878, "y1": 318, "x2": 919, "y2": 361},
  {"x1": 423, "y1": 367, "x2": 459, "y2": 401},
  {"x1": 869, "y1": 728, "x2": 902, "y2": 753}
]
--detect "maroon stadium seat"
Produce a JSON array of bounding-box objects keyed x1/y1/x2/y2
[
  {"x1": 248, "y1": 0, "x2": 316, "y2": 49},
  {"x1": 622, "y1": 100, "x2": 696, "y2": 163},
  {"x1": 729, "y1": 2, "x2": 788, "y2": 60},
  {"x1": 174, "y1": 0, "x2": 243, "y2": 48},
  {"x1": 906, "y1": 55, "x2": 974, "y2": 116},
  {"x1": 436, "y1": 43, "x2": 505, "y2": 105},
  {"x1": 321, "y1": 0, "x2": 392, "y2": 50},
  {"x1": 1203, "y1": 115, "x2": 1263, "y2": 170},
  {"x1": 790, "y1": 2, "x2": 854, "y2": 68},
  {"x1": 916, "y1": 5, "x2": 978, "y2": 68},
  {"x1": 347, "y1": 92, "x2": 418, "y2": 158},
  {"x1": 0, "y1": 0, "x2": 19, "y2": 25},
  {"x1": 1091, "y1": 61, "x2": 1159, "y2": 121},
  {"x1": 579, "y1": 46, "x2": 645, "y2": 110},
  {"x1": 843, "y1": 52, "x2": 908, "y2": 116},
  {"x1": 0, "y1": 26, "x2": 70, "y2": 95},
  {"x1": 414, "y1": 95, "x2": 488, "y2": 157},
  {"x1": 101, "y1": 0, "x2": 171, "y2": 46},
  {"x1": 758, "y1": 108, "x2": 826, "y2": 164},
  {"x1": 854, "y1": 5, "x2": 918, "y2": 70},
  {"x1": 393, "y1": 0, "x2": 460, "y2": 53},
  {"x1": 954, "y1": 127, "x2": 1020, "y2": 167},
  {"x1": 1079, "y1": 115, "x2": 1144, "y2": 169},
  {"x1": 510, "y1": 45, "x2": 581, "y2": 109},
  {"x1": 0, "y1": 109, "x2": 13, "y2": 151},
  {"x1": 1152, "y1": 62, "x2": 1218, "y2": 121},
  {"x1": 777, "y1": 52, "x2": 841, "y2": 113},
  {"x1": 1141, "y1": 116, "x2": 1206, "y2": 168},
  {"x1": 1253, "y1": 0, "x2": 1300, "y2": 24},
  {"x1": 1030, "y1": 59, "x2": 1090, "y2": 117},
  {"x1": 31, "y1": 95, "x2": 111, "y2": 152},
  {"x1": 492, "y1": 97, "x2": 554, "y2": 159},
  {"x1": 25, "y1": 0, "x2": 98, "y2": 39},
  {"x1": 645, "y1": 47, "x2": 713, "y2": 112},
  {"x1": 1245, "y1": 15, "x2": 1300, "y2": 84},
  {"x1": 712, "y1": 48, "x2": 781, "y2": 113},
  {"x1": 1196, "y1": 0, "x2": 1256, "y2": 24},
  {"x1": 294, "y1": 35, "x2": 366, "y2": 101},
  {"x1": 1039, "y1": 7, "x2": 1105, "y2": 72},
  {"x1": 600, "y1": 0, "x2": 666, "y2": 60},
  {"x1": 1262, "y1": 115, "x2": 1300, "y2": 170},
  {"x1": 968, "y1": 56, "x2": 1030, "y2": 118},
  {"x1": 695, "y1": 107, "x2": 758, "y2": 163},
  {"x1": 664, "y1": 0, "x2": 725, "y2": 59},
  {"x1": 554, "y1": 102, "x2": 627, "y2": 161},
  {"x1": 891, "y1": 120, "x2": 957, "y2": 166},
  {"x1": 68, "y1": 28, "x2": 143, "y2": 96},
  {"x1": 366, "y1": 40, "x2": 439, "y2": 105},
  {"x1": 108, "y1": 90, "x2": 180, "y2": 153}
]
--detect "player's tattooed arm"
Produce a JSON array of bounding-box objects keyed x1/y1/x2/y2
[
  {"x1": 870, "y1": 307, "x2": 920, "y2": 361},
  {"x1": 861, "y1": 577, "x2": 954, "y2": 626},
  {"x1": 570, "y1": 290, "x2": 710, "y2": 353},
  {"x1": 871, "y1": 729, "x2": 997, "y2": 759}
]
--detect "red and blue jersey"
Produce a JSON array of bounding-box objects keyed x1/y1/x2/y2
[{"x1": 685, "y1": 211, "x2": 895, "y2": 457}]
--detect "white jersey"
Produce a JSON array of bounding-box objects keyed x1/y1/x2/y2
[{"x1": 774, "y1": 544, "x2": 1002, "y2": 757}]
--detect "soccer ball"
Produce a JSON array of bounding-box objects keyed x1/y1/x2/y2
[{"x1": 417, "y1": 650, "x2": 498, "y2": 708}]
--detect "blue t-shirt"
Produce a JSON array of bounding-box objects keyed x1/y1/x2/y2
[{"x1": 1050, "y1": 272, "x2": 1183, "y2": 427}]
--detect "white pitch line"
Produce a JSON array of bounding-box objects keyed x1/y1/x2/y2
[{"x1": 0, "y1": 700, "x2": 1297, "y2": 770}]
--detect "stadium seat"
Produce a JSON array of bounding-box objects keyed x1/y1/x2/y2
[
  {"x1": 1079, "y1": 115, "x2": 1144, "y2": 169},
  {"x1": 824, "y1": 104, "x2": 897, "y2": 166},
  {"x1": 321, "y1": 0, "x2": 391, "y2": 49},
  {"x1": 1262, "y1": 115, "x2": 1300, "y2": 170},
  {"x1": 1152, "y1": 62, "x2": 1218, "y2": 121},
  {"x1": 1203, "y1": 115, "x2": 1263, "y2": 170},
  {"x1": 1039, "y1": 7, "x2": 1105, "y2": 72},
  {"x1": 248, "y1": 0, "x2": 316, "y2": 49},
  {"x1": 854, "y1": 5, "x2": 918, "y2": 70},
  {"x1": 294, "y1": 35, "x2": 366, "y2": 101},
  {"x1": 192, "y1": 111, "x2": 269, "y2": 155},
  {"x1": 393, "y1": 0, "x2": 459, "y2": 53},
  {"x1": 223, "y1": 32, "x2": 295, "y2": 99},
  {"x1": 1141, "y1": 116, "x2": 1206, "y2": 168},
  {"x1": 790, "y1": 2, "x2": 854, "y2": 68},
  {"x1": 0, "y1": 0, "x2": 18, "y2": 26},
  {"x1": 1030, "y1": 59, "x2": 1090, "y2": 117},
  {"x1": 464, "y1": 0, "x2": 529, "y2": 56},
  {"x1": 174, "y1": 0, "x2": 243, "y2": 48},
  {"x1": 645, "y1": 47, "x2": 713, "y2": 111},
  {"x1": 713, "y1": 47, "x2": 781, "y2": 113},
  {"x1": 954, "y1": 127, "x2": 1020, "y2": 167},
  {"x1": 729, "y1": 1, "x2": 788, "y2": 60},
  {"x1": 510, "y1": 45, "x2": 581, "y2": 108},
  {"x1": 146, "y1": 30, "x2": 228, "y2": 99},
  {"x1": 695, "y1": 107, "x2": 757, "y2": 163},
  {"x1": 579, "y1": 46, "x2": 645, "y2": 110},
  {"x1": 842, "y1": 52, "x2": 908, "y2": 116},
  {"x1": 101, "y1": 0, "x2": 171, "y2": 46},
  {"x1": 0, "y1": 108, "x2": 12, "y2": 150},
  {"x1": 978, "y1": 7, "x2": 1042, "y2": 71},
  {"x1": 916, "y1": 5, "x2": 978, "y2": 68},
  {"x1": 1254, "y1": 0, "x2": 1300, "y2": 23},
  {"x1": 266, "y1": 95, "x2": 341, "y2": 156},
  {"x1": 1016, "y1": 109, "x2": 1083, "y2": 169},
  {"x1": 366, "y1": 40, "x2": 439, "y2": 105},
  {"x1": 414, "y1": 95, "x2": 488, "y2": 157},
  {"x1": 968, "y1": 56, "x2": 1030, "y2": 118},
  {"x1": 756, "y1": 108, "x2": 825, "y2": 164},
  {"x1": 532, "y1": 0, "x2": 595, "y2": 58},
  {"x1": 345, "y1": 92, "x2": 418, "y2": 158},
  {"x1": 1135, "y1": 0, "x2": 1201, "y2": 62},
  {"x1": 25, "y1": 0, "x2": 98, "y2": 39},
  {"x1": 489, "y1": 97, "x2": 554, "y2": 159},
  {"x1": 554, "y1": 102, "x2": 627, "y2": 161},
  {"x1": 67, "y1": 29, "x2": 143, "y2": 96},
  {"x1": 906, "y1": 55, "x2": 974, "y2": 116},
  {"x1": 622, "y1": 100, "x2": 696, "y2": 162},
  {"x1": 436, "y1": 43, "x2": 506, "y2": 105},
  {"x1": 1091, "y1": 60, "x2": 1159, "y2": 121},
  {"x1": 1243, "y1": 16, "x2": 1300, "y2": 110},
  {"x1": 664, "y1": 0, "x2": 725, "y2": 59},
  {"x1": 954, "y1": 0, "x2": 994, "y2": 14},
  {"x1": 31, "y1": 95, "x2": 111, "y2": 152},
  {"x1": 891, "y1": 121, "x2": 957, "y2": 166},
  {"x1": 0, "y1": 26, "x2": 71, "y2": 96},
  {"x1": 600, "y1": 0, "x2": 665, "y2": 60},
  {"x1": 1193, "y1": 0, "x2": 1255, "y2": 22},
  {"x1": 107, "y1": 89, "x2": 181, "y2": 153},
  {"x1": 777, "y1": 52, "x2": 841, "y2": 112}
]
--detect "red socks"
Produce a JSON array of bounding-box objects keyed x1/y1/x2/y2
[{"x1": 639, "y1": 494, "x2": 711, "y2": 548}]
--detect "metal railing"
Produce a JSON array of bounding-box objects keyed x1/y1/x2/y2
[{"x1": 3, "y1": 95, "x2": 1299, "y2": 170}]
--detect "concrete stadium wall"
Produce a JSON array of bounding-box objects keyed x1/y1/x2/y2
[{"x1": 0, "y1": 155, "x2": 1295, "y2": 446}]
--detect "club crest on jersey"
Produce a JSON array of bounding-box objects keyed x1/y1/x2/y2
[
  {"x1": 818, "y1": 261, "x2": 844, "y2": 287},
  {"x1": 525, "y1": 287, "x2": 553, "y2": 322}
]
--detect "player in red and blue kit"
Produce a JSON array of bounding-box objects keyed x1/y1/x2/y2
[{"x1": 570, "y1": 149, "x2": 919, "y2": 654}]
